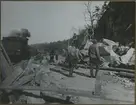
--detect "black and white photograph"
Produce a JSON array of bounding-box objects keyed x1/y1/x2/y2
[{"x1": 0, "y1": 1, "x2": 135, "y2": 104}]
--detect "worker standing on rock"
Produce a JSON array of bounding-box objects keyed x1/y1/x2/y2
[{"x1": 88, "y1": 39, "x2": 102, "y2": 78}]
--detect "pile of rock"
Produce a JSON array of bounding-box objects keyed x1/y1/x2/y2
[{"x1": 80, "y1": 38, "x2": 135, "y2": 69}]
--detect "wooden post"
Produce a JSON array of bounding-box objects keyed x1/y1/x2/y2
[{"x1": 1, "y1": 44, "x2": 14, "y2": 71}]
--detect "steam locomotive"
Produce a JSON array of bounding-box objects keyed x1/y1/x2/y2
[{"x1": 2, "y1": 36, "x2": 38, "y2": 63}]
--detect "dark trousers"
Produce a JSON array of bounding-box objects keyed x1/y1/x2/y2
[
  {"x1": 50, "y1": 55, "x2": 54, "y2": 63},
  {"x1": 68, "y1": 55, "x2": 78, "y2": 76},
  {"x1": 89, "y1": 58, "x2": 100, "y2": 77},
  {"x1": 55, "y1": 55, "x2": 58, "y2": 60}
]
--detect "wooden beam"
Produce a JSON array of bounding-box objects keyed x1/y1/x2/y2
[
  {"x1": 117, "y1": 72, "x2": 134, "y2": 78},
  {"x1": 0, "y1": 48, "x2": 13, "y2": 80},
  {"x1": 57, "y1": 63, "x2": 134, "y2": 73},
  {"x1": 0, "y1": 67, "x2": 23, "y2": 87},
  {"x1": 12, "y1": 74, "x2": 35, "y2": 87},
  {"x1": 0, "y1": 85, "x2": 133, "y2": 103},
  {"x1": 77, "y1": 65, "x2": 134, "y2": 73},
  {"x1": 0, "y1": 86, "x2": 96, "y2": 98},
  {"x1": 0, "y1": 44, "x2": 14, "y2": 71}
]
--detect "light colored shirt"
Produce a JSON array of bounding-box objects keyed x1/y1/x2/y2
[
  {"x1": 88, "y1": 44, "x2": 100, "y2": 60},
  {"x1": 68, "y1": 46, "x2": 81, "y2": 59}
]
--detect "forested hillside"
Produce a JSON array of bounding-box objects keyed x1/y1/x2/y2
[{"x1": 30, "y1": 1, "x2": 135, "y2": 53}]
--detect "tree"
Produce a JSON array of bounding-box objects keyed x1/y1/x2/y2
[
  {"x1": 84, "y1": 1, "x2": 95, "y2": 38},
  {"x1": 84, "y1": 1, "x2": 108, "y2": 38}
]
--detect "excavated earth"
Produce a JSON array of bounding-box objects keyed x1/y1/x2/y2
[{"x1": 11, "y1": 55, "x2": 134, "y2": 104}]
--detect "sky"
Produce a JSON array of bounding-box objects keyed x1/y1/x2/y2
[{"x1": 1, "y1": 1, "x2": 104, "y2": 45}]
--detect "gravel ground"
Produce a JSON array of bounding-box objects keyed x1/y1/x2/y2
[
  {"x1": 34, "y1": 63, "x2": 134, "y2": 104},
  {"x1": 15, "y1": 55, "x2": 134, "y2": 104}
]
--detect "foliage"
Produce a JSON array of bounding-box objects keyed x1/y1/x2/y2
[
  {"x1": 31, "y1": 2, "x2": 134, "y2": 54},
  {"x1": 84, "y1": 1, "x2": 109, "y2": 38},
  {"x1": 30, "y1": 2, "x2": 109, "y2": 53}
]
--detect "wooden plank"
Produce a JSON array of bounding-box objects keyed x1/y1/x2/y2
[
  {"x1": 54, "y1": 63, "x2": 134, "y2": 74},
  {"x1": 57, "y1": 63, "x2": 134, "y2": 73},
  {"x1": 51, "y1": 66, "x2": 134, "y2": 79},
  {"x1": 12, "y1": 74, "x2": 35, "y2": 87},
  {"x1": 60, "y1": 67, "x2": 135, "y2": 79},
  {"x1": 0, "y1": 66, "x2": 23, "y2": 87},
  {"x1": 117, "y1": 72, "x2": 134, "y2": 78},
  {"x1": 1, "y1": 44, "x2": 14, "y2": 71},
  {"x1": 0, "y1": 49, "x2": 13, "y2": 79},
  {"x1": 50, "y1": 67, "x2": 90, "y2": 78},
  {"x1": 0, "y1": 85, "x2": 133, "y2": 103},
  {"x1": 11, "y1": 71, "x2": 25, "y2": 85},
  {"x1": 100, "y1": 67, "x2": 134, "y2": 73},
  {"x1": 77, "y1": 64, "x2": 134, "y2": 73}
]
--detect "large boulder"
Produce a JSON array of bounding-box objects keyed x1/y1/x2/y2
[
  {"x1": 81, "y1": 42, "x2": 110, "y2": 57},
  {"x1": 121, "y1": 48, "x2": 135, "y2": 65},
  {"x1": 128, "y1": 51, "x2": 135, "y2": 66},
  {"x1": 102, "y1": 38, "x2": 119, "y2": 46},
  {"x1": 98, "y1": 45, "x2": 110, "y2": 56},
  {"x1": 105, "y1": 45, "x2": 121, "y2": 65}
]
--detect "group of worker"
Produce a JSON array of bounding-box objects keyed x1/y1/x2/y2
[
  {"x1": 65, "y1": 33, "x2": 103, "y2": 78},
  {"x1": 48, "y1": 32, "x2": 103, "y2": 78}
]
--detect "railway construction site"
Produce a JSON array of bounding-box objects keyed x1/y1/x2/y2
[
  {"x1": 0, "y1": 1, "x2": 135, "y2": 104},
  {"x1": 0, "y1": 43, "x2": 135, "y2": 104}
]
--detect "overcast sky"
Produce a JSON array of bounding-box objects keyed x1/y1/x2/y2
[{"x1": 1, "y1": 1, "x2": 104, "y2": 44}]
